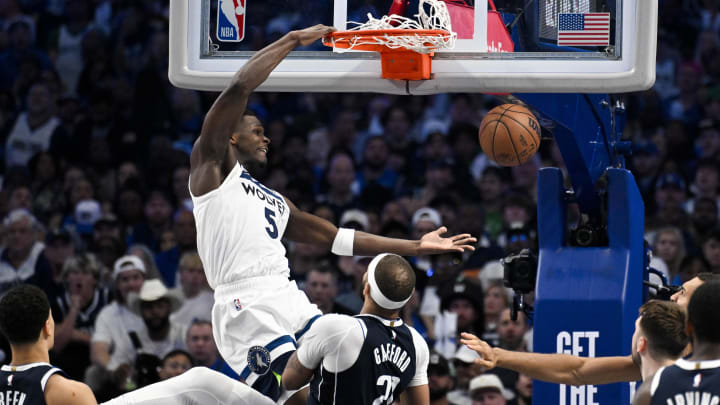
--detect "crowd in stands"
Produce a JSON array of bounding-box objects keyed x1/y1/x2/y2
[{"x1": 0, "y1": 0, "x2": 718, "y2": 404}]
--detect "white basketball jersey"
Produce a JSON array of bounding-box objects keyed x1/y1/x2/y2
[{"x1": 190, "y1": 163, "x2": 291, "y2": 289}]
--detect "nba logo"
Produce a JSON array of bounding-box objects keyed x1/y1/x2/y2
[
  {"x1": 217, "y1": 0, "x2": 245, "y2": 42},
  {"x1": 234, "y1": 298, "x2": 242, "y2": 311}
]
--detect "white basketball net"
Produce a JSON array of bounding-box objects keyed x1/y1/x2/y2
[{"x1": 336, "y1": 0, "x2": 457, "y2": 54}]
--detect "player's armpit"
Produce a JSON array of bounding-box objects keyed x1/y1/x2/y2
[
  {"x1": 400, "y1": 384, "x2": 430, "y2": 405},
  {"x1": 45, "y1": 374, "x2": 97, "y2": 405},
  {"x1": 282, "y1": 352, "x2": 314, "y2": 391},
  {"x1": 632, "y1": 379, "x2": 652, "y2": 405}
]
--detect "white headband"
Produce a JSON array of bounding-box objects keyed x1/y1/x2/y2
[{"x1": 367, "y1": 253, "x2": 413, "y2": 310}]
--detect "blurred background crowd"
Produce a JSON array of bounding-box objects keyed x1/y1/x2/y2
[{"x1": 0, "y1": 0, "x2": 718, "y2": 404}]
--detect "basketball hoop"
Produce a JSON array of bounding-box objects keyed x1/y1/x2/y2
[{"x1": 322, "y1": 0, "x2": 457, "y2": 80}]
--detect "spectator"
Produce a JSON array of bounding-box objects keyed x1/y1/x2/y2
[
  {"x1": 652, "y1": 227, "x2": 687, "y2": 282},
  {"x1": 170, "y1": 252, "x2": 213, "y2": 329},
  {"x1": 127, "y1": 279, "x2": 186, "y2": 362},
  {"x1": 476, "y1": 166, "x2": 509, "y2": 240},
  {"x1": 497, "y1": 308, "x2": 528, "y2": 352},
  {"x1": 449, "y1": 345, "x2": 484, "y2": 405},
  {"x1": 685, "y1": 160, "x2": 720, "y2": 214},
  {"x1": 4, "y1": 82, "x2": 68, "y2": 169},
  {"x1": 316, "y1": 150, "x2": 359, "y2": 220},
  {"x1": 357, "y1": 135, "x2": 398, "y2": 192},
  {"x1": 482, "y1": 280, "x2": 510, "y2": 348},
  {"x1": 43, "y1": 228, "x2": 75, "y2": 284},
  {"x1": 127, "y1": 189, "x2": 174, "y2": 253},
  {"x1": 156, "y1": 349, "x2": 192, "y2": 381},
  {"x1": 50, "y1": 252, "x2": 110, "y2": 380},
  {"x1": 677, "y1": 255, "x2": 710, "y2": 283},
  {"x1": 304, "y1": 266, "x2": 352, "y2": 315},
  {"x1": 514, "y1": 373, "x2": 532, "y2": 405},
  {"x1": 410, "y1": 207, "x2": 443, "y2": 273},
  {"x1": 469, "y1": 374, "x2": 514, "y2": 405},
  {"x1": 701, "y1": 230, "x2": 720, "y2": 273},
  {"x1": 691, "y1": 196, "x2": 719, "y2": 241},
  {"x1": 0, "y1": 209, "x2": 54, "y2": 295},
  {"x1": 155, "y1": 209, "x2": 197, "y2": 286},
  {"x1": 185, "y1": 320, "x2": 238, "y2": 379},
  {"x1": 439, "y1": 278, "x2": 485, "y2": 340},
  {"x1": 88, "y1": 255, "x2": 147, "y2": 399},
  {"x1": 428, "y1": 350, "x2": 454, "y2": 405}
]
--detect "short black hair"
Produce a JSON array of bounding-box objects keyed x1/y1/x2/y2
[
  {"x1": 0, "y1": 285, "x2": 50, "y2": 345},
  {"x1": 688, "y1": 281, "x2": 720, "y2": 343},
  {"x1": 375, "y1": 254, "x2": 415, "y2": 302}
]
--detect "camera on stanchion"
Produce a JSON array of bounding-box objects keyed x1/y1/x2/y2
[{"x1": 502, "y1": 248, "x2": 538, "y2": 321}]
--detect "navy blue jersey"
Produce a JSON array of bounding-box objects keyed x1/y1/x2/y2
[
  {"x1": 0, "y1": 363, "x2": 66, "y2": 405},
  {"x1": 308, "y1": 315, "x2": 419, "y2": 405},
  {"x1": 650, "y1": 359, "x2": 720, "y2": 405}
]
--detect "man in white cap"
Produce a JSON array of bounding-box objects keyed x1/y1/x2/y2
[
  {"x1": 282, "y1": 253, "x2": 430, "y2": 404},
  {"x1": 88, "y1": 255, "x2": 147, "y2": 396},
  {"x1": 469, "y1": 374, "x2": 513, "y2": 405}
]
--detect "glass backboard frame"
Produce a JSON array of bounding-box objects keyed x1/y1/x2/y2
[{"x1": 168, "y1": 0, "x2": 656, "y2": 94}]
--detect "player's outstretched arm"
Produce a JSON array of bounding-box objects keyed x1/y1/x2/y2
[
  {"x1": 282, "y1": 352, "x2": 315, "y2": 391},
  {"x1": 400, "y1": 385, "x2": 430, "y2": 405},
  {"x1": 45, "y1": 374, "x2": 97, "y2": 405},
  {"x1": 190, "y1": 25, "x2": 334, "y2": 195},
  {"x1": 460, "y1": 332, "x2": 641, "y2": 386},
  {"x1": 284, "y1": 198, "x2": 476, "y2": 256}
]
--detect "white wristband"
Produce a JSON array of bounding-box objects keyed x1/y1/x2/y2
[{"x1": 331, "y1": 228, "x2": 355, "y2": 256}]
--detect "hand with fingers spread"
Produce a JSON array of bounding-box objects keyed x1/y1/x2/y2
[
  {"x1": 460, "y1": 332, "x2": 498, "y2": 369},
  {"x1": 417, "y1": 227, "x2": 477, "y2": 255},
  {"x1": 292, "y1": 24, "x2": 337, "y2": 47}
]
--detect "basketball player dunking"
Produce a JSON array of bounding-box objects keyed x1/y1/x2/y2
[
  {"x1": 188, "y1": 25, "x2": 476, "y2": 405},
  {"x1": 282, "y1": 254, "x2": 430, "y2": 405},
  {"x1": 0, "y1": 284, "x2": 276, "y2": 405},
  {"x1": 633, "y1": 281, "x2": 720, "y2": 405}
]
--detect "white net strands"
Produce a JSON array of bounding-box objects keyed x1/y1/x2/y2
[{"x1": 338, "y1": 0, "x2": 457, "y2": 54}]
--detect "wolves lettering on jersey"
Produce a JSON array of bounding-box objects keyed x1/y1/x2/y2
[
  {"x1": 651, "y1": 360, "x2": 720, "y2": 405},
  {"x1": 239, "y1": 172, "x2": 286, "y2": 216},
  {"x1": 191, "y1": 163, "x2": 291, "y2": 288}
]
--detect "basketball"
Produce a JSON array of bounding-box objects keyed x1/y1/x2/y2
[{"x1": 479, "y1": 104, "x2": 541, "y2": 167}]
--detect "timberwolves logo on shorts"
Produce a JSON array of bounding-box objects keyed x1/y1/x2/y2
[
  {"x1": 247, "y1": 346, "x2": 271, "y2": 375},
  {"x1": 217, "y1": 0, "x2": 246, "y2": 42}
]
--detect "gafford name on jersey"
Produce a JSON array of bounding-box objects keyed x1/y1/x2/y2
[{"x1": 373, "y1": 343, "x2": 411, "y2": 372}]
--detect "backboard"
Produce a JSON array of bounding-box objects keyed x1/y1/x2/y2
[{"x1": 168, "y1": 0, "x2": 657, "y2": 94}]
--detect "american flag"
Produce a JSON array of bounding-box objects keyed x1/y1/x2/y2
[{"x1": 557, "y1": 13, "x2": 610, "y2": 46}]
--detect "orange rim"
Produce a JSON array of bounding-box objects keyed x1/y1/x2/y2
[{"x1": 322, "y1": 29, "x2": 452, "y2": 52}]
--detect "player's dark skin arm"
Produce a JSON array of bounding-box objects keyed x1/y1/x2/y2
[
  {"x1": 189, "y1": 25, "x2": 335, "y2": 196},
  {"x1": 632, "y1": 378, "x2": 652, "y2": 405},
  {"x1": 400, "y1": 385, "x2": 430, "y2": 405},
  {"x1": 282, "y1": 352, "x2": 315, "y2": 391},
  {"x1": 461, "y1": 333, "x2": 641, "y2": 386},
  {"x1": 283, "y1": 198, "x2": 477, "y2": 256}
]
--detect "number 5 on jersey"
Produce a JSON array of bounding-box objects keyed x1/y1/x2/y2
[{"x1": 264, "y1": 208, "x2": 278, "y2": 239}]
